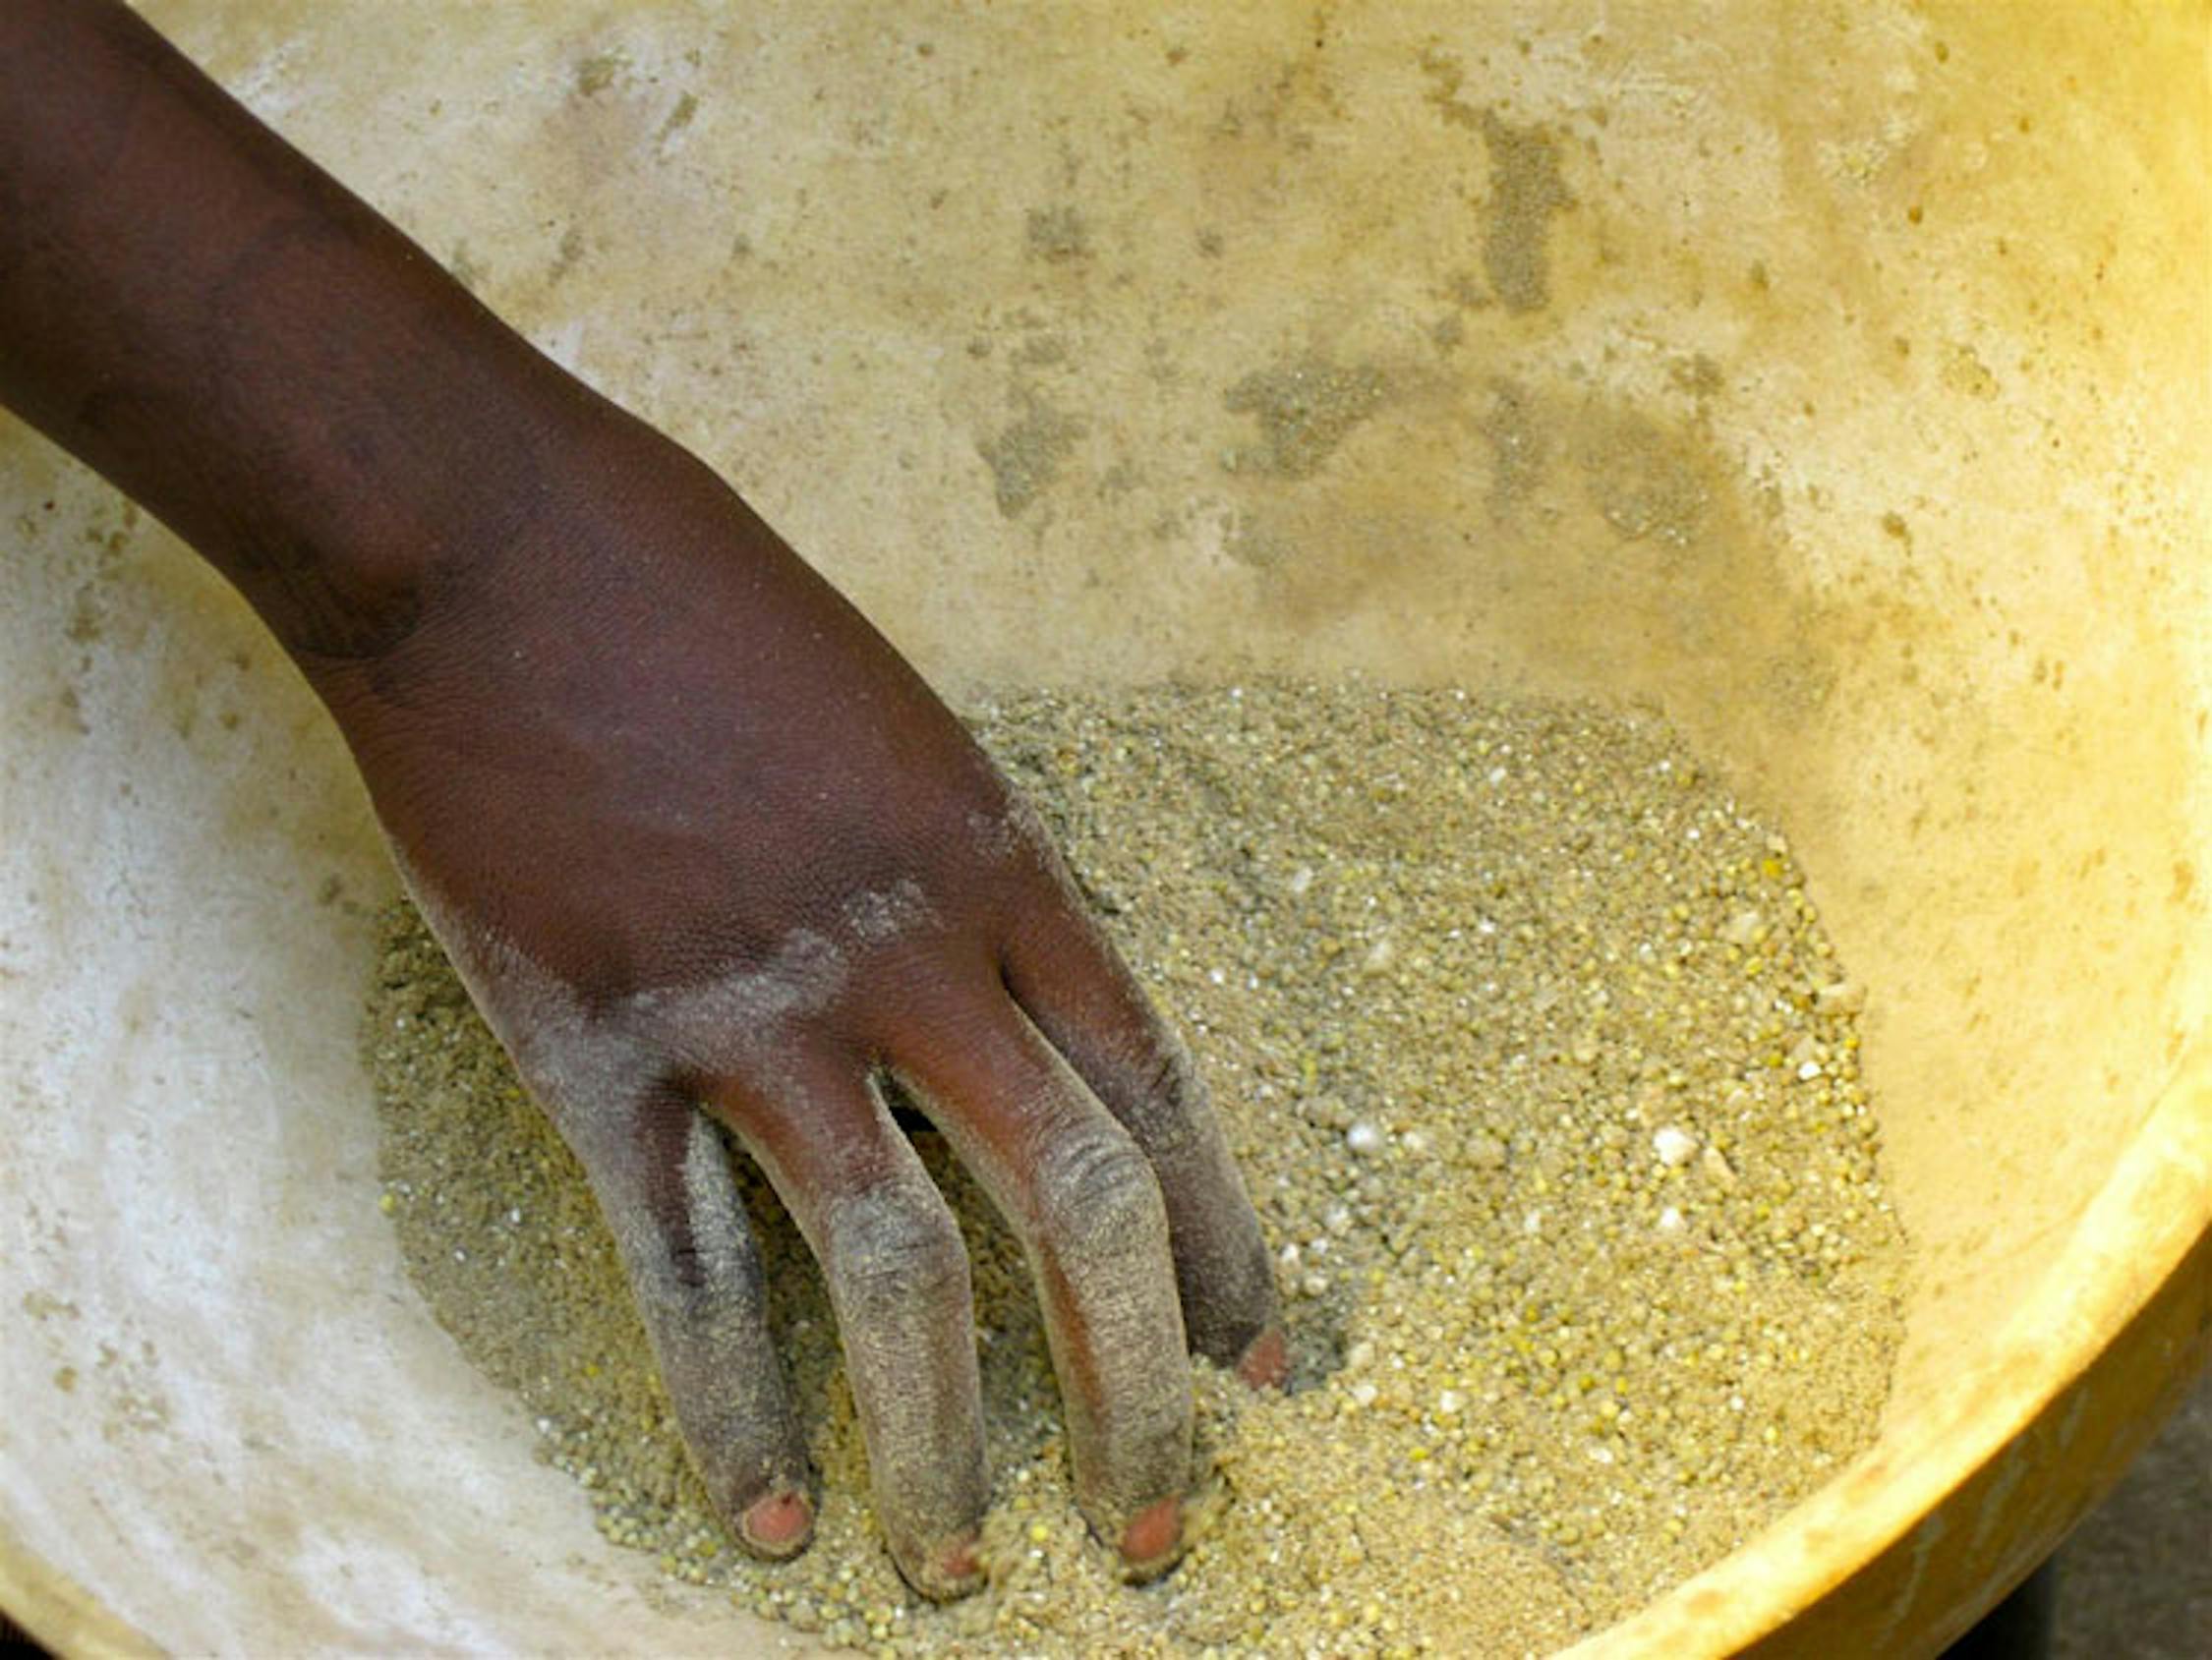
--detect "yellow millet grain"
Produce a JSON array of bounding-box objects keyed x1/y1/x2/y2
[{"x1": 364, "y1": 682, "x2": 1907, "y2": 1657}]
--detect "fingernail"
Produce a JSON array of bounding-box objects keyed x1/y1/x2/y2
[
  {"x1": 893, "y1": 1529, "x2": 986, "y2": 1602},
  {"x1": 739, "y1": 1488, "x2": 814, "y2": 1557},
  {"x1": 1236, "y1": 1323, "x2": 1290, "y2": 1390},
  {"x1": 928, "y1": 1530, "x2": 985, "y2": 1595},
  {"x1": 1118, "y1": 1495, "x2": 1183, "y2": 1577}
]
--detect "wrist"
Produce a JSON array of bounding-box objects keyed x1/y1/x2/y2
[
  {"x1": 292, "y1": 391, "x2": 781, "y2": 706},
  {"x1": 236, "y1": 320, "x2": 588, "y2": 667},
  {"x1": 202, "y1": 222, "x2": 614, "y2": 665}
]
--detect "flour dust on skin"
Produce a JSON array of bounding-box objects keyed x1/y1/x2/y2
[{"x1": 366, "y1": 682, "x2": 1908, "y2": 1657}]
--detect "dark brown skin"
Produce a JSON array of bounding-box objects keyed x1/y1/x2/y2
[{"x1": 0, "y1": 0, "x2": 1283, "y2": 1598}]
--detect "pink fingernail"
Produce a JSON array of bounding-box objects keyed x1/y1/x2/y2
[
  {"x1": 740, "y1": 1488, "x2": 814, "y2": 1556},
  {"x1": 1119, "y1": 1495, "x2": 1183, "y2": 1572},
  {"x1": 933, "y1": 1531, "x2": 983, "y2": 1586},
  {"x1": 1237, "y1": 1324, "x2": 1290, "y2": 1390}
]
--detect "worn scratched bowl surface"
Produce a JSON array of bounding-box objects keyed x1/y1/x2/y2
[{"x1": 3, "y1": 3, "x2": 2206, "y2": 1654}]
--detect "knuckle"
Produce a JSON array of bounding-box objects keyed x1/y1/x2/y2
[
  {"x1": 1034, "y1": 1126, "x2": 1166, "y2": 1255},
  {"x1": 666, "y1": 1236, "x2": 712, "y2": 1293},
  {"x1": 826, "y1": 1180, "x2": 968, "y2": 1323},
  {"x1": 1135, "y1": 1042, "x2": 1187, "y2": 1104},
  {"x1": 1126, "y1": 1039, "x2": 1205, "y2": 1154}
]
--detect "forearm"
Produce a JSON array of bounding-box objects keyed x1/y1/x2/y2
[{"x1": 0, "y1": 0, "x2": 606, "y2": 660}]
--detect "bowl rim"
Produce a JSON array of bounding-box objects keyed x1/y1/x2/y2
[{"x1": 1561, "y1": 1047, "x2": 2212, "y2": 1659}]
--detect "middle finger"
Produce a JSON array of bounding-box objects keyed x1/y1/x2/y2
[{"x1": 893, "y1": 983, "x2": 1194, "y2": 1578}]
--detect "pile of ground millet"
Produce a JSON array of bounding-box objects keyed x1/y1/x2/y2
[{"x1": 365, "y1": 681, "x2": 1907, "y2": 1657}]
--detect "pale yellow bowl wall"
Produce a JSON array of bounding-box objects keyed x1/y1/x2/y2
[{"x1": 3, "y1": 3, "x2": 2206, "y2": 1654}]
